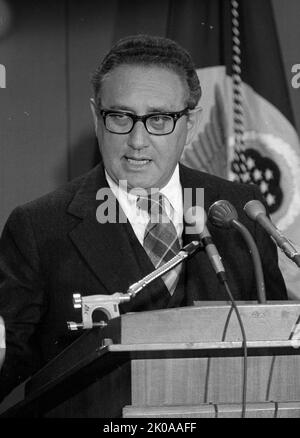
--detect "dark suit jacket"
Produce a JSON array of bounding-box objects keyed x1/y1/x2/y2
[{"x1": 0, "y1": 163, "x2": 287, "y2": 400}]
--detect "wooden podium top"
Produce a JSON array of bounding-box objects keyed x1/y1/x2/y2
[{"x1": 118, "y1": 301, "x2": 300, "y2": 345}]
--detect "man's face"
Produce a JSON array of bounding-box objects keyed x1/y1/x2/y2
[{"x1": 92, "y1": 64, "x2": 193, "y2": 190}]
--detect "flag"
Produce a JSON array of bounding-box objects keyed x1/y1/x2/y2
[{"x1": 167, "y1": 0, "x2": 300, "y2": 298}]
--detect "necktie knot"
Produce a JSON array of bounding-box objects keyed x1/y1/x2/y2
[{"x1": 137, "y1": 192, "x2": 171, "y2": 224}]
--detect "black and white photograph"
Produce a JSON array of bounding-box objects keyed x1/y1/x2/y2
[{"x1": 0, "y1": 0, "x2": 300, "y2": 421}]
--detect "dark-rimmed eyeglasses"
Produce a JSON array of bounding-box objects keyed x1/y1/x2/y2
[{"x1": 99, "y1": 107, "x2": 189, "y2": 136}]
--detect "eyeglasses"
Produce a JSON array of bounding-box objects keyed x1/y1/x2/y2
[{"x1": 99, "y1": 107, "x2": 189, "y2": 136}]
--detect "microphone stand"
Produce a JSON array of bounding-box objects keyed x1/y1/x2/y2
[
  {"x1": 67, "y1": 241, "x2": 201, "y2": 330},
  {"x1": 230, "y1": 219, "x2": 266, "y2": 304}
]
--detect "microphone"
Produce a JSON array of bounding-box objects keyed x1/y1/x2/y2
[
  {"x1": 184, "y1": 206, "x2": 227, "y2": 283},
  {"x1": 244, "y1": 200, "x2": 300, "y2": 268},
  {"x1": 208, "y1": 200, "x2": 266, "y2": 304}
]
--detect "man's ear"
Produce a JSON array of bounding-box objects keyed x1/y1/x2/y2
[
  {"x1": 90, "y1": 98, "x2": 98, "y2": 134},
  {"x1": 185, "y1": 107, "x2": 202, "y2": 146}
]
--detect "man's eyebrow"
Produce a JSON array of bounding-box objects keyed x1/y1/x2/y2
[
  {"x1": 105, "y1": 105, "x2": 173, "y2": 113},
  {"x1": 106, "y1": 105, "x2": 133, "y2": 112},
  {"x1": 146, "y1": 105, "x2": 173, "y2": 113}
]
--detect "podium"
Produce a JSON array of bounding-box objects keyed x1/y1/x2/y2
[{"x1": 1, "y1": 301, "x2": 300, "y2": 418}]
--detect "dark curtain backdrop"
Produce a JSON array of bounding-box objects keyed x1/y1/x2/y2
[{"x1": 0, "y1": 0, "x2": 299, "y2": 232}]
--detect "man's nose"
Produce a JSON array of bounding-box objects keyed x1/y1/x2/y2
[{"x1": 127, "y1": 121, "x2": 149, "y2": 149}]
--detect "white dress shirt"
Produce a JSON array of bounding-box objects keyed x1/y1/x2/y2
[{"x1": 105, "y1": 165, "x2": 184, "y2": 247}]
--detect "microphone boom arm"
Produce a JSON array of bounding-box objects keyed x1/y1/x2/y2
[{"x1": 127, "y1": 241, "x2": 200, "y2": 298}]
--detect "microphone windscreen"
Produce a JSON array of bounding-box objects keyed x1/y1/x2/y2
[
  {"x1": 208, "y1": 200, "x2": 238, "y2": 228},
  {"x1": 244, "y1": 200, "x2": 266, "y2": 221}
]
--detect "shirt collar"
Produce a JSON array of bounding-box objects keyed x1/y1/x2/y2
[
  {"x1": 105, "y1": 171, "x2": 137, "y2": 207},
  {"x1": 105, "y1": 165, "x2": 182, "y2": 222},
  {"x1": 159, "y1": 164, "x2": 181, "y2": 214}
]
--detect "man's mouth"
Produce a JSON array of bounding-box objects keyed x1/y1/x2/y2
[{"x1": 125, "y1": 157, "x2": 152, "y2": 166}]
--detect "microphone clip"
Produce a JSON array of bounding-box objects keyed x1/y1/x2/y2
[{"x1": 67, "y1": 292, "x2": 131, "y2": 330}]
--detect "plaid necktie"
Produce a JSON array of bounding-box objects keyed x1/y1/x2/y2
[{"x1": 137, "y1": 192, "x2": 181, "y2": 295}]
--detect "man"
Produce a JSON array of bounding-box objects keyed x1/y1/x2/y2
[{"x1": 0, "y1": 35, "x2": 287, "y2": 402}]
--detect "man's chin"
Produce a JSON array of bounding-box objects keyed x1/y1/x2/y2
[
  {"x1": 112, "y1": 168, "x2": 171, "y2": 191},
  {"x1": 124, "y1": 174, "x2": 162, "y2": 191}
]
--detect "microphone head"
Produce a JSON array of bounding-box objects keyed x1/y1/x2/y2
[
  {"x1": 244, "y1": 200, "x2": 266, "y2": 221},
  {"x1": 208, "y1": 200, "x2": 238, "y2": 229},
  {"x1": 184, "y1": 205, "x2": 206, "y2": 235}
]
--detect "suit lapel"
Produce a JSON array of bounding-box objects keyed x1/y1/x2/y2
[
  {"x1": 179, "y1": 163, "x2": 221, "y2": 213},
  {"x1": 67, "y1": 165, "x2": 144, "y2": 294}
]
